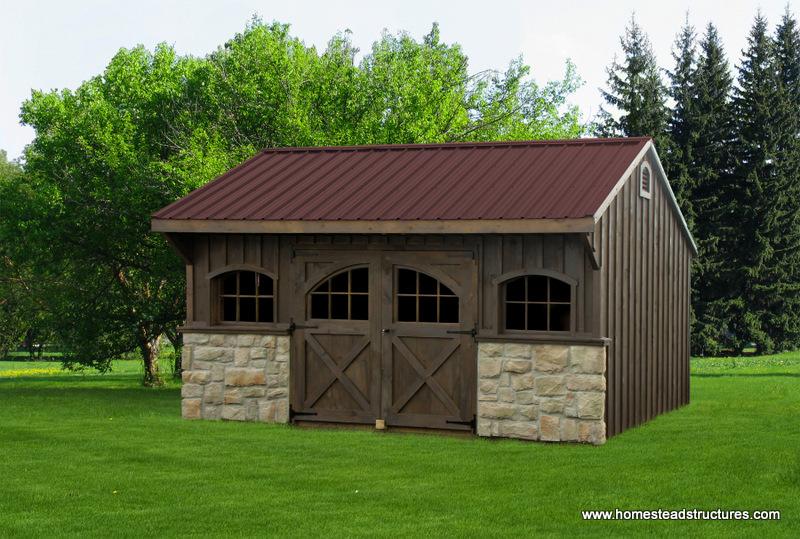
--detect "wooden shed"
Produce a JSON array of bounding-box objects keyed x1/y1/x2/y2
[{"x1": 153, "y1": 137, "x2": 696, "y2": 444}]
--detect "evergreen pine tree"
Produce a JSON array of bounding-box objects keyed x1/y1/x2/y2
[
  {"x1": 727, "y1": 13, "x2": 800, "y2": 353},
  {"x1": 598, "y1": 14, "x2": 671, "y2": 160},
  {"x1": 666, "y1": 16, "x2": 698, "y2": 227},
  {"x1": 689, "y1": 23, "x2": 735, "y2": 355},
  {"x1": 768, "y1": 9, "x2": 800, "y2": 349}
]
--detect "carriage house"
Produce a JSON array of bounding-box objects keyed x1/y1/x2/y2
[{"x1": 152, "y1": 137, "x2": 696, "y2": 444}]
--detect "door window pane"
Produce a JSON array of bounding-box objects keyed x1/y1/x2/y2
[
  {"x1": 351, "y1": 295, "x2": 368, "y2": 320},
  {"x1": 397, "y1": 296, "x2": 416, "y2": 322},
  {"x1": 398, "y1": 268, "x2": 417, "y2": 294},
  {"x1": 330, "y1": 294, "x2": 348, "y2": 319},
  {"x1": 395, "y1": 269, "x2": 459, "y2": 323},
  {"x1": 309, "y1": 267, "x2": 370, "y2": 321},
  {"x1": 310, "y1": 293, "x2": 329, "y2": 319},
  {"x1": 439, "y1": 297, "x2": 459, "y2": 323},
  {"x1": 351, "y1": 267, "x2": 368, "y2": 293}
]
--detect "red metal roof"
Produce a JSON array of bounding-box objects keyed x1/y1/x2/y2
[{"x1": 154, "y1": 137, "x2": 650, "y2": 222}]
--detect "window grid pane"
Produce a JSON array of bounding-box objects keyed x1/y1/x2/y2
[
  {"x1": 395, "y1": 269, "x2": 459, "y2": 323},
  {"x1": 219, "y1": 271, "x2": 274, "y2": 323},
  {"x1": 309, "y1": 268, "x2": 369, "y2": 321},
  {"x1": 504, "y1": 276, "x2": 571, "y2": 332}
]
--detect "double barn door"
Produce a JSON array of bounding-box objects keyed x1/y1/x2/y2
[{"x1": 290, "y1": 250, "x2": 477, "y2": 431}]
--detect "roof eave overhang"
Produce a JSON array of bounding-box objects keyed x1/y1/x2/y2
[{"x1": 151, "y1": 217, "x2": 596, "y2": 235}]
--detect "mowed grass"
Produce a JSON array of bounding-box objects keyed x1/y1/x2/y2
[{"x1": 1, "y1": 354, "x2": 798, "y2": 537}]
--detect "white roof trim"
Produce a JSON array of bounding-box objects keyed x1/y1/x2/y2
[
  {"x1": 648, "y1": 144, "x2": 698, "y2": 255},
  {"x1": 592, "y1": 139, "x2": 698, "y2": 256}
]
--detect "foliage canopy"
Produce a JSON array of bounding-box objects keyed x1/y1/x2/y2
[{"x1": 2, "y1": 20, "x2": 584, "y2": 383}]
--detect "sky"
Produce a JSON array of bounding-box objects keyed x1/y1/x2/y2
[{"x1": 1, "y1": 0, "x2": 795, "y2": 159}]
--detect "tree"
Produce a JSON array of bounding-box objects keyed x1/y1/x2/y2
[
  {"x1": 17, "y1": 20, "x2": 584, "y2": 383},
  {"x1": 725, "y1": 13, "x2": 800, "y2": 353},
  {"x1": 689, "y1": 24, "x2": 736, "y2": 355},
  {"x1": 18, "y1": 46, "x2": 205, "y2": 384},
  {"x1": 0, "y1": 151, "x2": 30, "y2": 358},
  {"x1": 598, "y1": 14, "x2": 671, "y2": 160},
  {"x1": 666, "y1": 17, "x2": 698, "y2": 225},
  {"x1": 198, "y1": 20, "x2": 584, "y2": 151},
  {"x1": 767, "y1": 9, "x2": 800, "y2": 349}
]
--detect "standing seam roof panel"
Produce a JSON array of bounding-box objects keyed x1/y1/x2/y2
[
  {"x1": 183, "y1": 152, "x2": 302, "y2": 219},
  {"x1": 152, "y1": 138, "x2": 651, "y2": 222},
  {"x1": 476, "y1": 145, "x2": 566, "y2": 219},
  {"x1": 228, "y1": 152, "x2": 343, "y2": 219},
  {"x1": 535, "y1": 144, "x2": 607, "y2": 218},
  {"x1": 567, "y1": 143, "x2": 633, "y2": 216},
  {"x1": 328, "y1": 149, "x2": 425, "y2": 219},
  {"x1": 437, "y1": 147, "x2": 523, "y2": 220},
  {"x1": 387, "y1": 148, "x2": 496, "y2": 220},
  {"x1": 414, "y1": 147, "x2": 515, "y2": 220},
  {"x1": 260, "y1": 150, "x2": 379, "y2": 221},
  {"x1": 247, "y1": 151, "x2": 368, "y2": 220},
  {"x1": 288, "y1": 150, "x2": 398, "y2": 220}
]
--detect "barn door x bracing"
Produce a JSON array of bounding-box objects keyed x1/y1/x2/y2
[{"x1": 291, "y1": 251, "x2": 476, "y2": 431}]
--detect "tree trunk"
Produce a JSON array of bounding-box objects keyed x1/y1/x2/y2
[
  {"x1": 26, "y1": 329, "x2": 35, "y2": 361},
  {"x1": 138, "y1": 330, "x2": 162, "y2": 387},
  {"x1": 164, "y1": 329, "x2": 183, "y2": 379}
]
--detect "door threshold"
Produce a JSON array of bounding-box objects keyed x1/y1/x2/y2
[{"x1": 292, "y1": 420, "x2": 474, "y2": 437}]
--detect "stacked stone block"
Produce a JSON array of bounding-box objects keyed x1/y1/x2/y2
[
  {"x1": 477, "y1": 342, "x2": 606, "y2": 444},
  {"x1": 180, "y1": 333, "x2": 290, "y2": 423}
]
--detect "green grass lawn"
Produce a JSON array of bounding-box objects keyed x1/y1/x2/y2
[{"x1": 1, "y1": 354, "x2": 798, "y2": 537}]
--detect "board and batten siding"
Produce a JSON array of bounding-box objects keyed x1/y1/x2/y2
[
  {"x1": 479, "y1": 234, "x2": 595, "y2": 335},
  {"x1": 595, "y1": 155, "x2": 692, "y2": 437},
  {"x1": 186, "y1": 234, "x2": 282, "y2": 326},
  {"x1": 184, "y1": 233, "x2": 596, "y2": 336}
]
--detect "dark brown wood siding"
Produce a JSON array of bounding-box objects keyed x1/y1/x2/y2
[
  {"x1": 183, "y1": 233, "x2": 596, "y2": 338},
  {"x1": 187, "y1": 234, "x2": 282, "y2": 326},
  {"x1": 479, "y1": 234, "x2": 596, "y2": 336},
  {"x1": 596, "y1": 155, "x2": 692, "y2": 438}
]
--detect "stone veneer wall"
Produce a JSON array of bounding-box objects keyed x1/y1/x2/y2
[
  {"x1": 477, "y1": 342, "x2": 607, "y2": 445},
  {"x1": 180, "y1": 333, "x2": 290, "y2": 423}
]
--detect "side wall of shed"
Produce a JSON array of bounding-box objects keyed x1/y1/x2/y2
[{"x1": 596, "y1": 152, "x2": 692, "y2": 438}]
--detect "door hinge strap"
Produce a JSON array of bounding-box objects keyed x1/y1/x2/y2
[
  {"x1": 289, "y1": 408, "x2": 318, "y2": 419},
  {"x1": 288, "y1": 321, "x2": 319, "y2": 333},
  {"x1": 446, "y1": 327, "x2": 477, "y2": 337}
]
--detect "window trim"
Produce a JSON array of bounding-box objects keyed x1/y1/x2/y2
[
  {"x1": 497, "y1": 270, "x2": 577, "y2": 334},
  {"x1": 211, "y1": 269, "x2": 276, "y2": 325},
  {"x1": 639, "y1": 161, "x2": 652, "y2": 199}
]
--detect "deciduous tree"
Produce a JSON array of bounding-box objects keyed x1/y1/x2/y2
[{"x1": 15, "y1": 20, "x2": 584, "y2": 383}]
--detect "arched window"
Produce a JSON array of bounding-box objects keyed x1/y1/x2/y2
[
  {"x1": 504, "y1": 275, "x2": 572, "y2": 332},
  {"x1": 640, "y1": 162, "x2": 652, "y2": 199},
  {"x1": 309, "y1": 267, "x2": 369, "y2": 320},
  {"x1": 396, "y1": 268, "x2": 459, "y2": 323},
  {"x1": 218, "y1": 271, "x2": 274, "y2": 323}
]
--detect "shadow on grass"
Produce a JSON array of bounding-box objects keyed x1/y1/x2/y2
[
  {"x1": 0, "y1": 374, "x2": 180, "y2": 388},
  {"x1": 692, "y1": 372, "x2": 800, "y2": 378}
]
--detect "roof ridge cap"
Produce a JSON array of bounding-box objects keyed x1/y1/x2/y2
[{"x1": 257, "y1": 137, "x2": 652, "y2": 154}]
